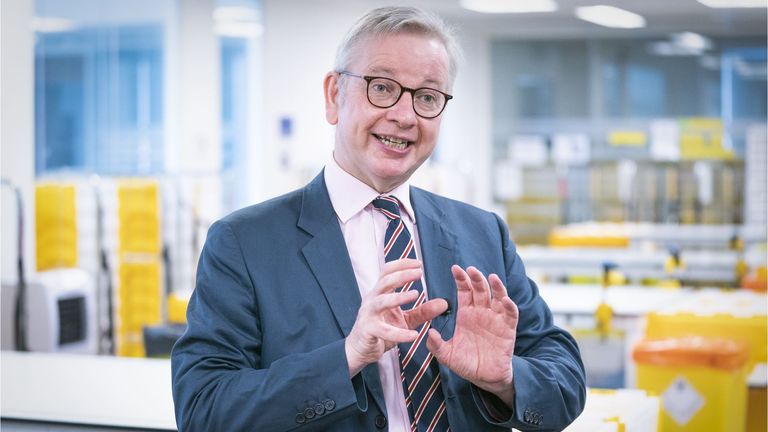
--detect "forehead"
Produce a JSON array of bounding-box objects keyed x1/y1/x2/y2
[{"x1": 351, "y1": 32, "x2": 450, "y2": 87}]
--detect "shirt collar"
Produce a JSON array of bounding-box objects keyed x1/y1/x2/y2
[{"x1": 324, "y1": 154, "x2": 415, "y2": 224}]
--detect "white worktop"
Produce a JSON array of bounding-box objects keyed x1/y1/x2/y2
[{"x1": 1, "y1": 351, "x2": 176, "y2": 430}]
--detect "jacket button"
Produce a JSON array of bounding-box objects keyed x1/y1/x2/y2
[
  {"x1": 375, "y1": 414, "x2": 387, "y2": 429},
  {"x1": 295, "y1": 413, "x2": 306, "y2": 424},
  {"x1": 304, "y1": 407, "x2": 316, "y2": 419},
  {"x1": 314, "y1": 403, "x2": 325, "y2": 416},
  {"x1": 324, "y1": 399, "x2": 336, "y2": 411}
]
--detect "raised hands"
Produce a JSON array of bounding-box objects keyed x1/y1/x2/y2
[
  {"x1": 345, "y1": 259, "x2": 448, "y2": 377},
  {"x1": 426, "y1": 265, "x2": 519, "y2": 406},
  {"x1": 345, "y1": 260, "x2": 520, "y2": 408}
]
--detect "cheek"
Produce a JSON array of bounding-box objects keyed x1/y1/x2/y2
[{"x1": 419, "y1": 123, "x2": 441, "y2": 149}]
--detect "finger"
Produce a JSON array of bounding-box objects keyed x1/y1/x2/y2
[
  {"x1": 451, "y1": 265, "x2": 473, "y2": 307},
  {"x1": 488, "y1": 273, "x2": 508, "y2": 302},
  {"x1": 486, "y1": 274, "x2": 519, "y2": 324},
  {"x1": 467, "y1": 266, "x2": 491, "y2": 308},
  {"x1": 381, "y1": 258, "x2": 421, "y2": 277},
  {"x1": 426, "y1": 328, "x2": 448, "y2": 363},
  {"x1": 371, "y1": 289, "x2": 419, "y2": 312},
  {"x1": 404, "y1": 298, "x2": 448, "y2": 330},
  {"x1": 501, "y1": 296, "x2": 520, "y2": 325},
  {"x1": 375, "y1": 323, "x2": 419, "y2": 344},
  {"x1": 376, "y1": 266, "x2": 423, "y2": 295}
]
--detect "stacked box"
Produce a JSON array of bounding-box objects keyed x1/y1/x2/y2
[
  {"x1": 116, "y1": 180, "x2": 162, "y2": 357},
  {"x1": 35, "y1": 183, "x2": 78, "y2": 270}
]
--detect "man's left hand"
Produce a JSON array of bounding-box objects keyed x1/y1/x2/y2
[{"x1": 426, "y1": 265, "x2": 519, "y2": 407}]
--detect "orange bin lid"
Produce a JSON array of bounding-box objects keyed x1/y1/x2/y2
[{"x1": 632, "y1": 337, "x2": 749, "y2": 371}]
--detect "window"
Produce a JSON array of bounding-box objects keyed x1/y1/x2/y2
[
  {"x1": 221, "y1": 37, "x2": 248, "y2": 172},
  {"x1": 35, "y1": 26, "x2": 164, "y2": 175},
  {"x1": 491, "y1": 36, "x2": 766, "y2": 159}
]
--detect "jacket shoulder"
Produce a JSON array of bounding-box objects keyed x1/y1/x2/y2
[
  {"x1": 413, "y1": 187, "x2": 499, "y2": 222},
  {"x1": 218, "y1": 187, "x2": 304, "y2": 231}
]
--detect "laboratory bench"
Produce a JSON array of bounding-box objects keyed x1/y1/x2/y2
[{"x1": 1, "y1": 351, "x2": 176, "y2": 431}]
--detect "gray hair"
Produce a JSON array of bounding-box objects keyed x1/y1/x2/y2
[{"x1": 334, "y1": 6, "x2": 462, "y2": 87}]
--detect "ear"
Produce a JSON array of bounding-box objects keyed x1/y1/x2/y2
[{"x1": 324, "y1": 72, "x2": 340, "y2": 125}]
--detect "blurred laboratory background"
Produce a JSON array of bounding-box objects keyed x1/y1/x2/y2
[{"x1": 1, "y1": 0, "x2": 766, "y2": 431}]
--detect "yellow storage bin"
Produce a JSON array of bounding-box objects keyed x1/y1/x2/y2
[
  {"x1": 116, "y1": 180, "x2": 163, "y2": 358},
  {"x1": 547, "y1": 223, "x2": 631, "y2": 248},
  {"x1": 645, "y1": 290, "x2": 767, "y2": 369},
  {"x1": 117, "y1": 260, "x2": 162, "y2": 357},
  {"x1": 633, "y1": 337, "x2": 749, "y2": 432},
  {"x1": 167, "y1": 290, "x2": 191, "y2": 324},
  {"x1": 548, "y1": 232, "x2": 630, "y2": 248},
  {"x1": 117, "y1": 180, "x2": 160, "y2": 254},
  {"x1": 35, "y1": 183, "x2": 78, "y2": 270}
]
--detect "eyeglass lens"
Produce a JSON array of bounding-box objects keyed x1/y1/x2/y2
[{"x1": 366, "y1": 77, "x2": 446, "y2": 118}]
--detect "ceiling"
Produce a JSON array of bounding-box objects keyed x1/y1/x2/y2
[{"x1": 343, "y1": 0, "x2": 768, "y2": 39}]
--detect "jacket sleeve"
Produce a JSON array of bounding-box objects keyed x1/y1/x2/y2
[
  {"x1": 171, "y1": 221, "x2": 368, "y2": 432},
  {"x1": 471, "y1": 213, "x2": 587, "y2": 431}
]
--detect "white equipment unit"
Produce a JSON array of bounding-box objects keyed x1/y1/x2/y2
[{"x1": 26, "y1": 268, "x2": 97, "y2": 354}]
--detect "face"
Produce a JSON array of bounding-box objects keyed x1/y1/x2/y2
[{"x1": 324, "y1": 32, "x2": 451, "y2": 193}]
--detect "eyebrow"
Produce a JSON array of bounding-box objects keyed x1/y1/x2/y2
[{"x1": 367, "y1": 66, "x2": 444, "y2": 89}]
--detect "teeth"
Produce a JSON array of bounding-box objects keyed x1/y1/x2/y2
[{"x1": 376, "y1": 134, "x2": 410, "y2": 150}]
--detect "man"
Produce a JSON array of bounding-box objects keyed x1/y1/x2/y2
[{"x1": 172, "y1": 6, "x2": 585, "y2": 432}]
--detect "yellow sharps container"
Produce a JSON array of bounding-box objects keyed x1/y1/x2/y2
[{"x1": 633, "y1": 337, "x2": 749, "y2": 432}]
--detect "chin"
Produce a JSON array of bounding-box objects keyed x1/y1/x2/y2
[{"x1": 373, "y1": 164, "x2": 411, "y2": 181}]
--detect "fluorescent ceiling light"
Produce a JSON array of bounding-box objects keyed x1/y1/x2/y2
[
  {"x1": 575, "y1": 5, "x2": 646, "y2": 29},
  {"x1": 649, "y1": 41, "x2": 705, "y2": 56},
  {"x1": 671, "y1": 32, "x2": 712, "y2": 51},
  {"x1": 460, "y1": 0, "x2": 558, "y2": 13},
  {"x1": 697, "y1": 0, "x2": 766, "y2": 8},
  {"x1": 649, "y1": 32, "x2": 713, "y2": 56},
  {"x1": 214, "y1": 5, "x2": 262, "y2": 38}
]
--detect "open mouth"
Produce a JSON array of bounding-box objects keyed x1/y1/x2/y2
[{"x1": 374, "y1": 134, "x2": 413, "y2": 151}]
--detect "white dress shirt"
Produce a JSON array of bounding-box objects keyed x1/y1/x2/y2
[{"x1": 324, "y1": 156, "x2": 430, "y2": 432}]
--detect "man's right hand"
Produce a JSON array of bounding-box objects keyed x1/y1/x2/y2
[{"x1": 345, "y1": 259, "x2": 448, "y2": 377}]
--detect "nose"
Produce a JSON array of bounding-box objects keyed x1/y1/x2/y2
[{"x1": 385, "y1": 91, "x2": 417, "y2": 127}]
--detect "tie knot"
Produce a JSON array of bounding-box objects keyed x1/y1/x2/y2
[{"x1": 372, "y1": 196, "x2": 402, "y2": 220}]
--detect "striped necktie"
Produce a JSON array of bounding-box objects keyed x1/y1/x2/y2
[{"x1": 372, "y1": 195, "x2": 450, "y2": 432}]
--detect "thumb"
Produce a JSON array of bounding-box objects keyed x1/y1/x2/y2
[{"x1": 426, "y1": 328, "x2": 448, "y2": 362}]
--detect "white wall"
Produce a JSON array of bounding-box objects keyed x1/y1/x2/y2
[
  {"x1": 173, "y1": 0, "x2": 221, "y2": 177},
  {"x1": 259, "y1": 1, "x2": 353, "y2": 199},
  {"x1": 1, "y1": 0, "x2": 36, "y2": 283},
  {"x1": 171, "y1": 0, "x2": 224, "y2": 227},
  {"x1": 259, "y1": 0, "x2": 494, "y2": 210},
  {"x1": 438, "y1": 19, "x2": 493, "y2": 210}
]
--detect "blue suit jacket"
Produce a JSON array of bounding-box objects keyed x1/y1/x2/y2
[{"x1": 171, "y1": 172, "x2": 585, "y2": 431}]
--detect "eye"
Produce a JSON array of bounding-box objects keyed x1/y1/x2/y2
[
  {"x1": 418, "y1": 93, "x2": 436, "y2": 104},
  {"x1": 369, "y1": 79, "x2": 395, "y2": 95},
  {"x1": 415, "y1": 90, "x2": 441, "y2": 106},
  {"x1": 371, "y1": 83, "x2": 387, "y2": 93}
]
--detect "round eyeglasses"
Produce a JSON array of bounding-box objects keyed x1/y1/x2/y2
[{"x1": 337, "y1": 71, "x2": 453, "y2": 119}]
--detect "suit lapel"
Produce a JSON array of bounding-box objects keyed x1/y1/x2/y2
[
  {"x1": 411, "y1": 188, "x2": 458, "y2": 340},
  {"x1": 298, "y1": 172, "x2": 386, "y2": 414},
  {"x1": 298, "y1": 172, "x2": 360, "y2": 337}
]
